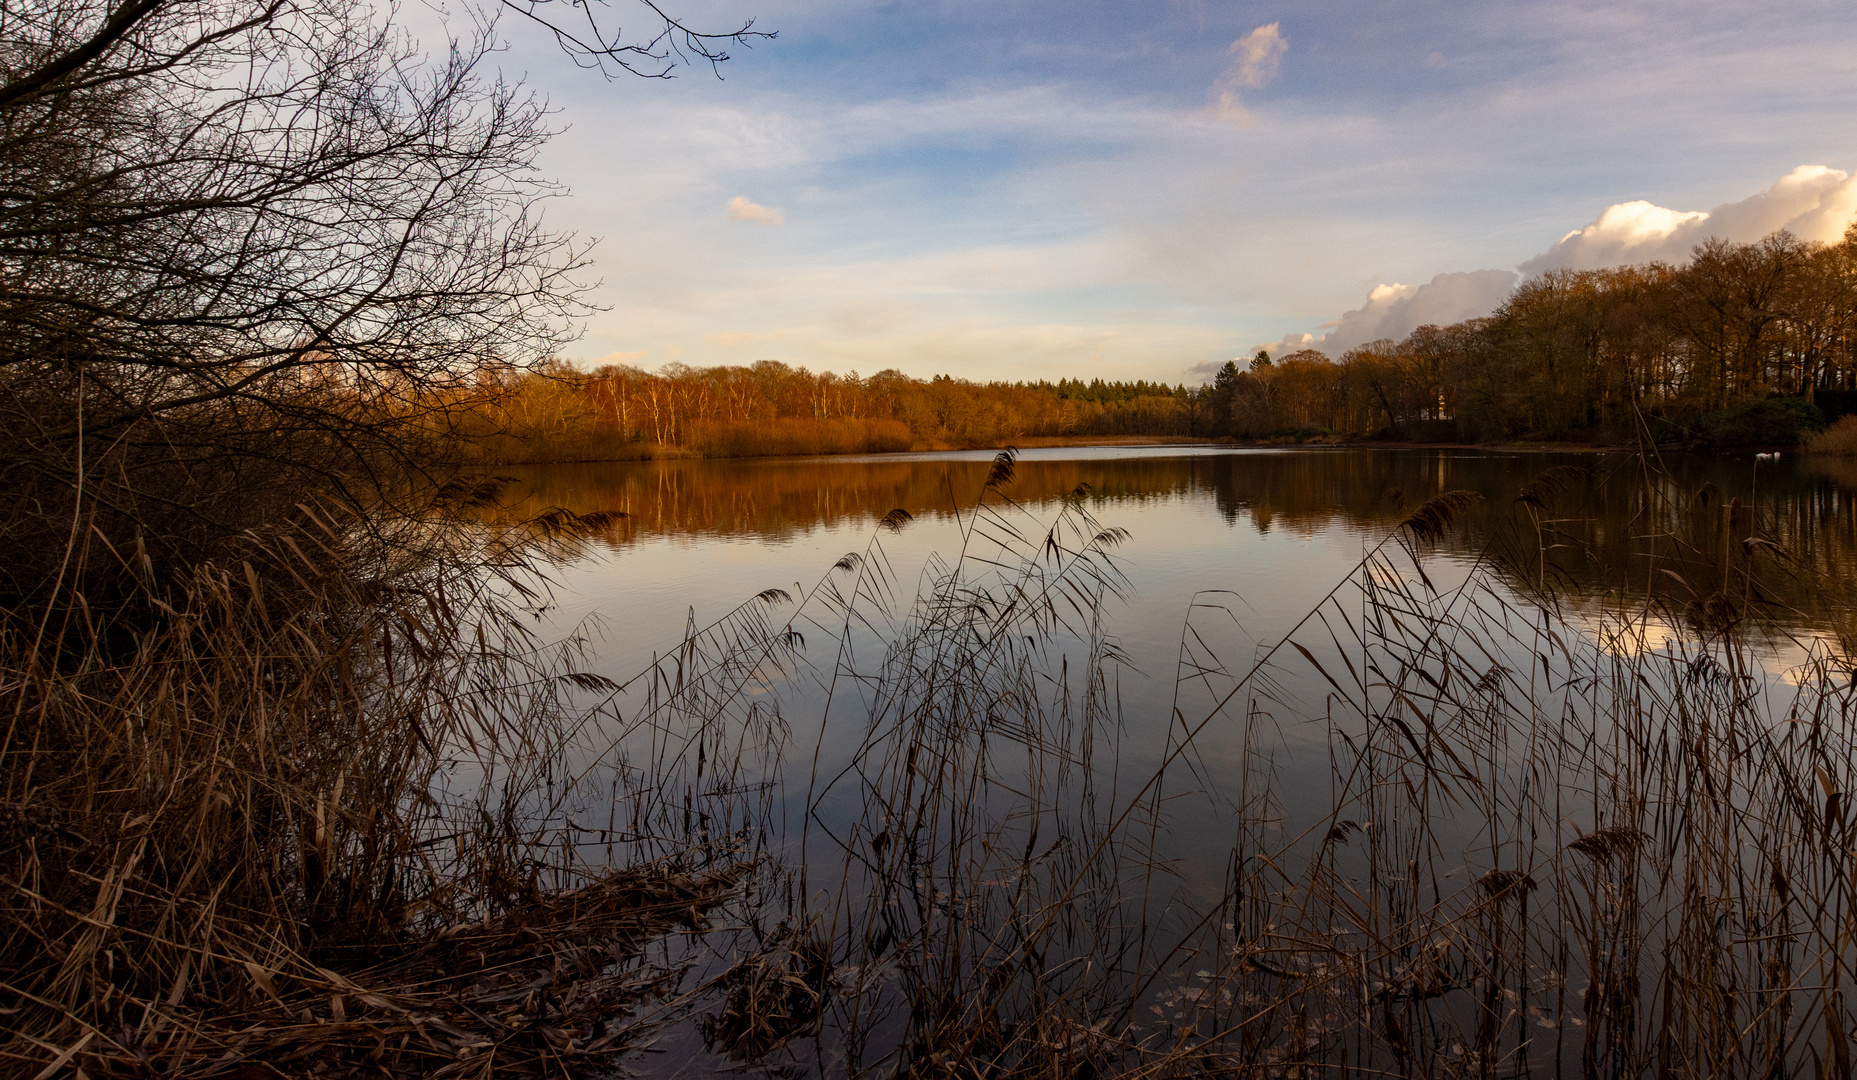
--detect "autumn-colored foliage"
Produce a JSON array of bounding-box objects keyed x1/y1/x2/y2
[
  {"x1": 454, "y1": 362, "x2": 1212, "y2": 461},
  {"x1": 460, "y1": 225, "x2": 1857, "y2": 460}
]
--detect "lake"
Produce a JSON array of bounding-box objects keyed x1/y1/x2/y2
[
  {"x1": 507, "y1": 445, "x2": 1857, "y2": 688},
  {"x1": 491, "y1": 446, "x2": 1857, "y2": 1076}
]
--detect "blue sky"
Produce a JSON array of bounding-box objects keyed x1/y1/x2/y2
[{"x1": 504, "y1": 0, "x2": 1857, "y2": 382}]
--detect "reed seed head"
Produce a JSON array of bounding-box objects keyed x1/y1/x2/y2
[{"x1": 1399, "y1": 490, "x2": 1483, "y2": 545}]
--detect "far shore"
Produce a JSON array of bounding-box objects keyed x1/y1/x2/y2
[{"x1": 471, "y1": 432, "x2": 1824, "y2": 466}]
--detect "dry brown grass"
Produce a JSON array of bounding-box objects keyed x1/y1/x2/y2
[
  {"x1": 689, "y1": 417, "x2": 914, "y2": 458},
  {"x1": 15, "y1": 447, "x2": 1857, "y2": 1078},
  {"x1": 1806, "y1": 413, "x2": 1857, "y2": 454},
  {"x1": 16, "y1": 861, "x2": 739, "y2": 1078},
  {"x1": 0, "y1": 487, "x2": 754, "y2": 1077}
]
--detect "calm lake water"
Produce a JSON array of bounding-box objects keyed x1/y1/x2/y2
[
  {"x1": 508, "y1": 445, "x2": 1857, "y2": 685},
  {"x1": 502, "y1": 445, "x2": 1857, "y2": 893},
  {"x1": 495, "y1": 446, "x2": 1857, "y2": 1074}
]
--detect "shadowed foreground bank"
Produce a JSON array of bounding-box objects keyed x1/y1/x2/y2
[
  {"x1": 0, "y1": 493, "x2": 755, "y2": 1077},
  {"x1": 9, "y1": 452, "x2": 1857, "y2": 1076}
]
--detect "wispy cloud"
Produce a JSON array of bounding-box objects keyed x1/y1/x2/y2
[
  {"x1": 529, "y1": 1, "x2": 1857, "y2": 383},
  {"x1": 727, "y1": 196, "x2": 785, "y2": 225},
  {"x1": 1230, "y1": 22, "x2": 1288, "y2": 88},
  {"x1": 1210, "y1": 22, "x2": 1287, "y2": 125}
]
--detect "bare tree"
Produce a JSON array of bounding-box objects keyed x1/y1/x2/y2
[
  {"x1": 0, "y1": 0, "x2": 765, "y2": 600},
  {"x1": 0, "y1": 0, "x2": 770, "y2": 108}
]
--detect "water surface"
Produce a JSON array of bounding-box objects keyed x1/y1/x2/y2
[
  {"x1": 509, "y1": 445, "x2": 1857, "y2": 682},
  {"x1": 507, "y1": 444, "x2": 1857, "y2": 909},
  {"x1": 491, "y1": 446, "x2": 1857, "y2": 1074}
]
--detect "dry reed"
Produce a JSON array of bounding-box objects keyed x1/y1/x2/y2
[
  {"x1": 0, "y1": 487, "x2": 753, "y2": 1077},
  {"x1": 1806, "y1": 413, "x2": 1857, "y2": 455},
  {"x1": 16, "y1": 446, "x2": 1857, "y2": 1079},
  {"x1": 583, "y1": 454, "x2": 1857, "y2": 1077}
]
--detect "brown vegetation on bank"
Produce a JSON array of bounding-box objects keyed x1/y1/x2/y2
[
  {"x1": 0, "y1": 0, "x2": 764, "y2": 1075},
  {"x1": 1808, "y1": 414, "x2": 1857, "y2": 454},
  {"x1": 453, "y1": 362, "x2": 1210, "y2": 461},
  {"x1": 0, "y1": 481, "x2": 746, "y2": 1076}
]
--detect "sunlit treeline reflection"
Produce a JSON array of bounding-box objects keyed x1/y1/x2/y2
[{"x1": 494, "y1": 449, "x2": 1857, "y2": 646}]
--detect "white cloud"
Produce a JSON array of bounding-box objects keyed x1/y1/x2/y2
[
  {"x1": 1230, "y1": 22, "x2": 1288, "y2": 88},
  {"x1": 1210, "y1": 22, "x2": 1287, "y2": 125},
  {"x1": 1520, "y1": 165, "x2": 1857, "y2": 273},
  {"x1": 1264, "y1": 270, "x2": 1518, "y2": 356},
  {"x1": 1268, "y1": 165, "x2": 1857, "y2": 360},
  {"x1": 1255, "y1": 332, "x2": 1318, "y2": 361},
  {"x1": 727, "y1": 195, "x2": 786, "y2": 225},
  {"x1": 596, "y1": 349, "x2": 648, "y2": 365}
]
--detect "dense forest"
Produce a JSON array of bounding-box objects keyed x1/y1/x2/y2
[
  {"x1": 458, "y1": 364, "x2": 1210, "y2": 459},
  {"x1": 467, "y1": 223, "x2": 1857, "y2": 460},
  {"x1": 1223, "y1": 225, "x2": 1857, "y2": 445}
]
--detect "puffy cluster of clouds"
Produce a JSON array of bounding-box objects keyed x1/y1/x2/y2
[
  {"x1": 1260, "y1": 270, "x2": 1519, "y2": 359},
  {"x1": 1521, "y1": 165, "x2": 1857, "y2": 273},
  {"x1": 519, "y1": 0, "x2": 1857, "y2": 386},
  {"x1": 1264, "y1": 165, "x2": 1857, "y2": 363}
]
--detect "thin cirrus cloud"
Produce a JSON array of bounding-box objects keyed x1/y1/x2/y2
[
  {"x1": 726, "y1": 196, "x2": 785, "y2": 225},
  {"x1": 1209, "y1": 22, "x2": 1287, "y2": 125},
  {"x1": 1264, "y1": 165, "x2": 1857, "y2": 362}
]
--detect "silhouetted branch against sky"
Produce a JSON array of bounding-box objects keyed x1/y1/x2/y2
[
  {"x1": 0, "y1": 0, "x2": 771, "y2": 109},
  {"x1": 494, "y1": 0, "x2": 773, "y2": 77},
  {"x1": 0, "y1": 0, "x2": 772, "y2": 568}
]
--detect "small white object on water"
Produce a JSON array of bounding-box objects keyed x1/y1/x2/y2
[{"x1": 1755, "y1": 452, "x2": 1780, "y2": 462}]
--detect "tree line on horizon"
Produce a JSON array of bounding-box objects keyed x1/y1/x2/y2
[
  {"x1": 457, "y1": 363, "x2": 1214, "y2": 460},
  {"x1": 1224, "y1": 223, "x2": 1857, "y2": 445},
  {"x1": 461, "y1": 223, "x2": 1857, "y2": 461}
]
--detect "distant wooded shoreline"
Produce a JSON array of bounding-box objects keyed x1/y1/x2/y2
[{"x1": 459, "y1": 225, "x2": 1857, "y2": 462}]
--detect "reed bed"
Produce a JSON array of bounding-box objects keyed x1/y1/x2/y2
[
  {"x1": 1160, "y1": 533, "x2": 1857, "y2": 1077},
  {"x1": 11, "y1": 448, "x2": 1857, "y2": 1078},
  {"x1": 580, "y1": 450, "x2": 1857, "y2": 1078},
  {"x1": 0, "y1": 487, "x2": 756, "y2": 1077},
  {"x1": 1807, "y1": 414, "x2": 1857, "y2": 456}
]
